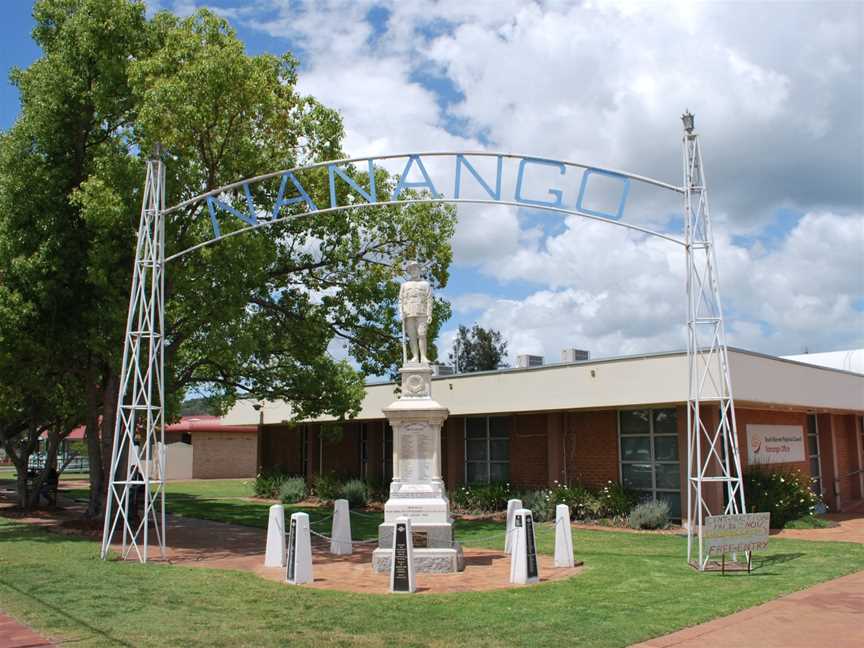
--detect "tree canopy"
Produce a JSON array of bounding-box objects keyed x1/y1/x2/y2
[
  {"x1": 0, "y1": 0, "x2": 455, "y2": 512},
  {"x1": 449, "y1": 324, "x2": 509, "y2": 373}
]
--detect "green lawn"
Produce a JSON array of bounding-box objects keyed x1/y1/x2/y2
[{"x1": 1, "y1": 508, "x2": 863, "y2": 647}]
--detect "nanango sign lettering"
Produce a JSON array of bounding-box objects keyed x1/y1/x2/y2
[{"x1": 201, "y1": 153, "x2": 633, "y2": 239}]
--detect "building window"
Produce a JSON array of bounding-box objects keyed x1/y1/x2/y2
[
  {"x1": 619, "y1": 408, "x2": 681, "y2": 518},
  {"x1": 807, "y1": 414, "x2": 821, "y2": 496},
  {"x1": 465, "y1": 416, "x2": 511, "y2": 484}
]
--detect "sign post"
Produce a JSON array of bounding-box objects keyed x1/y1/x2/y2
[
  {"x1": 509, "y1": 508, "x2": 539, "y2": 585},
  {"x1": 505, "y1": 498, "x2": 522, "y2": 554},
  {"x1": 390, "y1": 516, "x2": 416, "y2": 593},
  {"x1": 330, "y1": 499, "x2": 352, "y2": 555},
  {"x1": 286, "y1": 512, "x2": 313, "y2": 585},
  {"x1": 554, "y1": 504, "x2": 574, "y2": 568},
  {"x1": 264, "y1": 504, "x2": 286, "y2": 567}
]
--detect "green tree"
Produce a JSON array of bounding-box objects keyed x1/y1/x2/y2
[
  {"x1": 449, "y1": 324, "x2": 508, "y2": 373},
  {"x1": 0, "y1": 2, "x2": 455, "y2": 514}
]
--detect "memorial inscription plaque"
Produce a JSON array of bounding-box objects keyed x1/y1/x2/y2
[
  {"x1": 286, "y1": 517, "x2": 296, "y2": 582},
  {"x1": 525, "y1": 513, "x2": 538, "y2": 580},
  {"x1": 392, "y1": 522, "x2": 410, "y2": 592}
]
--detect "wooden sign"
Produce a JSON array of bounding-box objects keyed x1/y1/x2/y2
[{"x1": 705, "y1": 513, "x2": 771, "y2": 555}]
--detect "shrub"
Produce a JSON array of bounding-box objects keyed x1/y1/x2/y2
[
  {"x1": 366, "y1": 480, "x2": 390, "y2": 503},
  {"x1": 341, "y1": 479, "x2": 369, "y2": 507},
  {"x1": 279, "y1": 477, "x2": 307, "y2": 504},
  {"x1": 254, "y1": 472, "x2": 287, "y2": 498},
  {"x1": 451, "y1": 481, "x2": 512, "y2": 513},
  {"x1": 521, "y1": 488, "x2": 555, "y2": 522},
  {"x1": 597, "y1": 481, "x2": 639, "y2": 517},
  {"x1": 627, "y1": 500, "x2": 670, "y2": 529},
  {"x1": 313, "y1": 472, "x2": 343, "y2": 502},
  {"x1": 743, "y1": 465, "x2": 821, "y2": 529},
  {"x1": 546, "y1": 482, "x2": 603, "y2": 520}
]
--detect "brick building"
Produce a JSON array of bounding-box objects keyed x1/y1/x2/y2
[{"x1": 217, "y1": 348, "x2": 864, "y2": 518}]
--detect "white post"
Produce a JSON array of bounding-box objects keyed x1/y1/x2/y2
[
  {"x1": 330, "y1": 499, "x2": 353, "y2": 555},
  {"x1": 264, "y1": 504, "x2": 286, "y2": 567},
  {"x1": 509, "y1": 508, "x2": 539, "y2": 585},
  {"x1": 554, "y1": 504, "x2": 574, "y2": 568},
  {"x1": 390, "y1": 516, "x2": 416, "y2": 593},
  {"x1": 286, "y1": 512, "x2": 313, "y2": 585},
  {"x1": 505, "y1": 498, "x2": 522, "y2": 554}
]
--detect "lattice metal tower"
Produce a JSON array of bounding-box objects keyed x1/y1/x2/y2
[
  {"x1": 682, "y1": 112, "x2": 747, "y2": 570},
  {"x1": 100, "y1": 147, "x2": 167, "y2": 562}
]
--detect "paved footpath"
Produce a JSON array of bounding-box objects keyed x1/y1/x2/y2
[
  {"x1": 0, "y1": 612, "x2": 54, "y2": 648},
  {"x1": 631, "y1": 569, "x2": 864, "y2": 648}
]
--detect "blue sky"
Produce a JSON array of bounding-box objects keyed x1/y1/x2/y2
[{"x1": 3, "y1": 1, "x2": 862, "y2": 361}]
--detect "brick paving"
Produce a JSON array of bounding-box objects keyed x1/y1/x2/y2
[
  {"x1": 129, "y1": 515, "x2": 584, "y2": 594},
  {"x1": 630, "y1": 569, "x2": 864, "y2": 648},
  {"x1": 0, "y1": 613, "x2": 54, "y2": 648}
]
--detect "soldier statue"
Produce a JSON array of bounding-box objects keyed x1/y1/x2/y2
[{"x1": 399, "y1": 260, "x2": 433, "y2": 365}]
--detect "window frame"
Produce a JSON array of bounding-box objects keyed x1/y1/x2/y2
[
  {"x1": 807, "y1": 414, "x2": 822, "y2": 497},
  {"x1": 618, "y1": 408, "x2": 681, "y2": 517},
  {"x1": 464, "y1": 415, "x2": 511, "y2": 484}
]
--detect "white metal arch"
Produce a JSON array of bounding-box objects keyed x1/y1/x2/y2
[{"x1": 100, "y1": 121, "x2": 745, "y2": 571}]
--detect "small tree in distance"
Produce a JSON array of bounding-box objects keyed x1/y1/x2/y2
[{"x1": 449, "y1": 324, "x2": 508, "y2": 373}]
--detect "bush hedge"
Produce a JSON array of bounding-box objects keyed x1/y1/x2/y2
[
  {"x1": 313, "y1": 472, "x2": 343, "y2": 502},
  {"x1": 279, "y1": 477, "x2": 307, "y2": 504},
  {"x1": 253, "y1": 472, "x2": 288, "y2": 498},
  {"x1": 743, "y1": 465, "x2": 821, "y2": 528},
  {"x1": 341, "y1": 479, "x2": 369, "y2": 507},
  {"x1": 627, "y1": 500, "x2": 670, "y2": 529}
]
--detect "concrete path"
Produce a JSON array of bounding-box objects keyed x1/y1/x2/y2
[
  {"x1": 631, "y1": 569, "x2": 864, "y2": 648},
  {"x1": 0, "y1": 612, "x2": 54, "y2": 648}
]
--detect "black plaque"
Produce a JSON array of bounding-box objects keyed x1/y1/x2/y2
[
  {"x1": 392, "y1": 523, "x2": 410, "y2": 592},
  {"x1": 412, "y1": 531, "x2": 428, "y2": 548},
  {"x1": 525, "y1": 513, "x2": 538, "y2": 580},
  {"x1": 286, "y1": 517, "x2": 296, "y2": 582}
]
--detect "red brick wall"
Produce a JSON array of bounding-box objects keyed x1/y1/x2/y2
[
  {"x1": 564, "y1": 410, "x2": 619, "y2": 488},
  {"x1": 192, "y1": 431, "x2": 257, "y2": 479},
  {"x1": 831, "y1": 414, "x2": 862, "y2": 504},
  {"x1": 510, "y1": 413, "x2": 549, "y2": 488}
]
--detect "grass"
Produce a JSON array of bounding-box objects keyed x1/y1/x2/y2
[{"x1": 1, "y1": 509, "x2": 863, "y2": 647}]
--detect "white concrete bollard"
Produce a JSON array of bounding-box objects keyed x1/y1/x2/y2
[
  {"x1": 330, "y1": 499, "x2": 353, "y2": 555},
  {"x1": 505, "y1": 498, "x2": 523, "y2": 554},
  {"x1": 264, "y1": 504, "x2": 286, "y2": 567},
  {"x1": 509, "y1": 508, "x2": 540, "y2": 585},
  {"x1": 554, "y1": 504, "x2": 575, "y2": 568},
  {"x1": 286, "y1": 512, "x2": 313, "y2": 585},
  {"x1": 390, "y1": 516, "x2": 416, "y2": 593}
]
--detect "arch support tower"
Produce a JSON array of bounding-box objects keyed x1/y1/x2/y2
[
  {"x1": 100, "y1": 147, "x2": 167, "y2": 562},
  {"x1": 682, "y1": 114, "x2": 747, "y2": 570}
]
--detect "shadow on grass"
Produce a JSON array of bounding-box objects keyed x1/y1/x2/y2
[{"x1": 0, "y1": 579, "x2": 133, "y2": 647}]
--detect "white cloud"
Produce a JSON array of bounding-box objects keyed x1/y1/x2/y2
[{"x1": 223, "y1": 0, "x2": 863, "y2": 358}]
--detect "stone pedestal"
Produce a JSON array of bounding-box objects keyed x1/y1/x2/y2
[{"x1": 372, "y1": 363, "x2": 464, "y2": 573}]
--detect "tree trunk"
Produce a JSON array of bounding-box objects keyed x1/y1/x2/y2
[
  {"x1": 85, "y1": 376, "x2": 103, "y2": 517},
  {"x1": 14, "y1": 468, "x2": 28, "y2": 509},
  {"x1": 90, "y1": 370, "x2": 119, "y2": 518}
]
